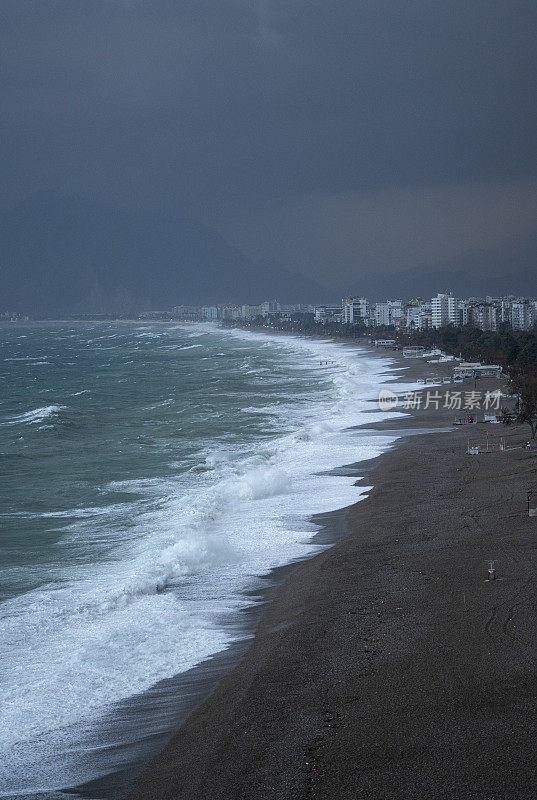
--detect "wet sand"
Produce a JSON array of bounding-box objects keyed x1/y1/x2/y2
[{"x1": 122, "y1": 355, "x2": 537, "y2": 800}]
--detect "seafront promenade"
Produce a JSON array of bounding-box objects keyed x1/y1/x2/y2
[{"x1": 123, "y1": 356, "x2": 537, "y2": 800}]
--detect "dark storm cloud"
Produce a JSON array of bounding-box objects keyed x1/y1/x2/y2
[
  {"x1": 1, "y1": 1, "x2": 537, "y2": 284},
  {"x1": 2, "y1": 0, "x2": 536, "y2": 208}
]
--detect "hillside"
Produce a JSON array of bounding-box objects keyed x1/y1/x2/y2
[
  {"x1": 357, "y1": 235, "x2": 537, "y2": 300},
  {"x1": 0, "y1": 191, "x2": 325, "y2": 314}
]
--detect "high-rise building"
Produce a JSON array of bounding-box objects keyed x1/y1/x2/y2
[
  {"x1": 314, "y1": 305, "x2": 343, "y2": 323},
  {"x1": 500, "y1": 299, "x2": 512, "y2": 324},
  {"x1": 172, "y1": 305, "x2": 200, "y2": 320},
  {"x1": 458, "y1": 300, "x2": 472, "y2": 326},
  {"x1": 260, "y1": 301, "x2": 281, "y2": 317},
  {"x1": 431, "y1": 293, "x2": 459, "y2": 328},
  {"x1": 474, "y1": 304, "x2": 498, "y2": 331},
  {"x1": 531, "y1": 302, "x2": 537, "y2": 329},
  {"x1": 241, "y1": 304, "x2": 261, "y2": 319},
  {"x1": 343, "y1": 297, "x2": 369, "y2": 324},
  {"x1": 374, "y1": 300, "x2": 403, "y2": 326},
  {"x1": 220, "y1": 304, "x2": 243, "y2": 320},
  {"x1": 511, "y1": 301, "x2": 532, "y2": 331},
  {"x1": 406, "y1": 303, "x2": 432, "y2": 330},
  {"x1": 201, "y1": 306, "x2": 218, "y2": 320}
]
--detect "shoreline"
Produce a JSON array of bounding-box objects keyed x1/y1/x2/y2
[
  {"x1": 64, "y1": 337, "x2": 416, "y2": 800},
  {"x1": 68, "y1": 503, "x2": 354, "y2": 800},
  {"x1": 119, "y1": 345, "x2": 537, "y2": 799},
  {"x1": 69, "y1": 507, "x2": 352, "y2": 800},
  {"x1": 107, "y1": 348, "x2": 456, "y2": 798}
]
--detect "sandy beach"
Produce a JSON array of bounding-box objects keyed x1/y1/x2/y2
[{"x1": 121, "y1": 352, "x2": 537, "y2": 800}]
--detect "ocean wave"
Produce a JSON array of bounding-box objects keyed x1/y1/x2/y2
[
  {"x1": 241, "y1": 404, "x2": 281, "y2": 416},
  {"x1": 4, "y1": 356, "x2": 50, "y2": 362},
  {"x1": 0, "y1": 503, "x2": 130, "y2": 521},
  {"x1": 143, "y1": 398, "x2": 175, "y2": 410},
  {"x1": 0, "y1": 324, "x2": 423, "y2": 795},
  {"x1": 3, "y1": 405, "x2": 66, "y2": 426}
]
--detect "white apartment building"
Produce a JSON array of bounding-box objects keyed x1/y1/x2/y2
[
  {"x1": 475, "y1": 304, "x2": 498, "y2": 331},
  {"x1": 458, "y1": 300, "x2": 471, "y2": 327},
  {"x1": 431, "y1": 293, "x2": 459, "y2": 328},
  {"x1": 500, "y1": 300, "x2": 513, "y2": 325},
  {"x1": 172, "y1": 305, "x2": 200, "y2": 320},
  {"x1": 314, "y1": 305, "x2": 343, "y2": 323},
  {"x1": 260, "y1": 301, "x2": 281, "y2": 317},
  {"x1": 343, "y1": 297, "x2": 369, "y2": 324},
  {"x1": 241, "y1": 304, "x2": 261, "y2": 319},
  {"x1": 511, "y1": 301, "x2": 532, "y2": 331},
  {"x1": 406, "y1": 304, "x2": 432, "y2": 330},
  {"x1": 201, "y1": 306, "x2": 218, "y2": 320},
  {"x1": 280, "y1": 303, "x2": 314, "y2": 314},
  {"x1": 221, "y1": 305, "x2": 242, "y2": 320},
  {"x1": 374, "y1": 300, "x2": 403, "y2": 327}
]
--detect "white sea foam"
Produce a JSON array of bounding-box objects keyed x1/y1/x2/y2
[
  {"x1": 3, "y1": 405, "x2": 66, "y2": 426},
  {"x1": 4, "y1": 355, "x2": 50, "y2": 361},
  {"x1": 0, "y1": 327, "x2": 422, "y2": 795},
  {"x1": 143, "y1": 398, "x2": 175, "y2": 410}
]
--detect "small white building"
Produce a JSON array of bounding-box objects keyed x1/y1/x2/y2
[
  {"x1": 403, "y1": 346, "x2": 425, "y2": 357},
  {"x1": 314, "y1": 305, "x2": 343, "y2": 323},
  {"x1": 453, "y1": 362, "x2": 502, "y2": 379}
]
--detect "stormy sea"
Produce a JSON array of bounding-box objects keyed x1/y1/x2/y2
[{"x1": 1, "y1": 321, "x2": 406, "y2": 799}]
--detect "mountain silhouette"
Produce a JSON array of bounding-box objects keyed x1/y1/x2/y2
[
  {"x1": 0, "y1": 191, "x2": 325, "y2": 313},
  {"x1": 355, "y1": 234, "x2": 537, "y2": 300}
]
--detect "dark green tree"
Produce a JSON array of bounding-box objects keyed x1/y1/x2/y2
[{"x1": 512, "y1": 373, "x2": 537, "y2": 439}]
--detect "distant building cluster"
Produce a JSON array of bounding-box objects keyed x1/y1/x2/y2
[
  {"x1": 163, "y1": 301, "x2": 315, "y2": 322},
  {"x1": 0, "y1": 310, "x2": 30, "y2": 321},
  {"x1": 151, "y1": 293, "x2": 537, "y2": 333},
  {"x1": 312, "y1": 293, "x2": 537, "y2": 332},
  {"x1": 5, "y1": 294, "x2": 536, "y2": 333}
]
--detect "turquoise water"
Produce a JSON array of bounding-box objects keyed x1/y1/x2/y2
[
  {"x1": 0, "y1": 321, "x2": 403, "y2": 797},
  {"x1": 0, "y1": 322, "x2": 325, "y2": 602}
]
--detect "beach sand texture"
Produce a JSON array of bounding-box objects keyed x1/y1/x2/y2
[{"x1": 123, "y1": 364, "x2": 537, "y2": 800}]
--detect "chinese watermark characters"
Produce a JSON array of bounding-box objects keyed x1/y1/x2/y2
[{"x1": 380, "y1": 389, "x2": 502, "y2": 412}]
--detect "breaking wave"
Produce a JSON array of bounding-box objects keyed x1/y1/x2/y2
[
  {"x1": 3, "y1": 405, "x2": 66, "y2": 426},
  {"x1": 0, "y1": 323, "x2": 417, "y2": 796}
]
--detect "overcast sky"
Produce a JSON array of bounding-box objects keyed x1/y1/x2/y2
[{"x1": 2, "y1": 0, "x2": 537, "y2": 285}]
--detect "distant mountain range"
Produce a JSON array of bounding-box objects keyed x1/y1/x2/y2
[
  {"x1": 2, "y1": 190, "x2": 535, "y2": 314},
  {"x1": 0, "y1": 191, "x2": 325, "y2": 314},
  {"x1": 355, "y1": 235, "x2": 537, "y2": 301}
]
